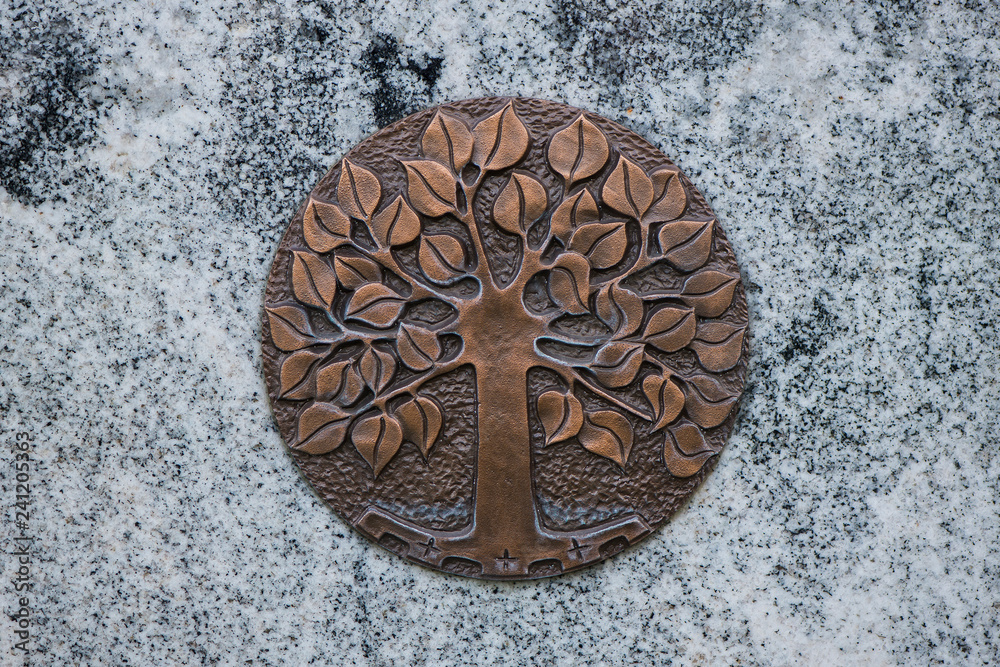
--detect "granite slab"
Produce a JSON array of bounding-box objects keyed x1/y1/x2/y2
[{"x1": 1, "y1": 0, "x2": 998, "y2": 664}]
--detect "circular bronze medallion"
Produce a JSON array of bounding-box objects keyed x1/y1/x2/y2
[{"x1": 262, "y1": 98, "x2": 748, "y2": 579}]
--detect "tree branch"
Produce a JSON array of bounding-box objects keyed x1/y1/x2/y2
[
  {"x1": 516, "y1": 248, "x2": 547, "y2": 292},
  {"x1": 361, "y1": 246, "x2": 454, "y2": 302},
  {"x1": 371, "y1": 354, "x2": 468, "y2": 411},
  {"x1": 462, "y1": 177, "x2": 504, "y2": 287},
  {"x1": 644, "y1": 349, "x2": 698, "y2": 383},
  {"x1": 541, "y1": 358, "x2": 653, "y2": 421},
  {"x1": 619, "y1": 220, "x2": 696, "y2": 282}
]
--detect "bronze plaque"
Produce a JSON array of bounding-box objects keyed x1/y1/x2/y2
[{"x1": 262, "y1": 98, "x2": 748, "y2": 579}]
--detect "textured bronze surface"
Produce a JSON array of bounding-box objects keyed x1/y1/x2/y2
[{"x1": 262, "y1": 98, "x2": 748, "y2": 580}]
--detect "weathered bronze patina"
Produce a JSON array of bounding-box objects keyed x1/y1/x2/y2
[{"x1": 262, "y1": 98, "x2": 748, "y2": 579}]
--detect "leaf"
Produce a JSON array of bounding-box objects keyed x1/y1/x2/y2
[
  {"x1": 548, "y1": 253, "x2": 591, "y2": 315},
  {"x1": 663, "y1": 420, "x2": 715, "y2": 478},
  {"x1": 569, "y1": 221, "x2": 628, "y2": 270},
  {"x1": 644, "y1": 305, "x2": 696, "y2": 352},
  {"x1": 591, "y1": 341, "x2": 644, "y2": 388},
  {"x1": 659, "y1": 219, "x2": 714, "y2": 272},
  {"x1": 602, "y1": 155, "x2": 654, "y2": 219},
  {"x1": 334, "y1": 254, "x2": 382, "y2": 290},
  {"x1": 315, "y1": 359, "x2": 350, "y2": 400},
  {"x1": 337, "y1": 365, "x2": 365, "y2": 405},
  {"x1": 578, "y1": 410, "x2": 634, "y2": 467},
  {"x1": 346, "y1": 283, "x2": 406, "y2": 328},
  {"x1": 472, "y1": 101, "x2": 530, "y2": 172},
  {"x1": 493, "y1": 172, "x2": 547, "y2": 235},
  {"x1": 279, "y1": 349, "x2": 324, "y2": 400},
  {"x1": 422, "y1": 111, "x2": 474, "y2": 173},
  {"x1": 292, "y1": 251, "x2": 338, "y2": 310},
  {"x1": 338, "y1": 159, "x2": 382, "y2": 221},
  {"x1": 394, "y1": 395, "x2": 444, "y2": 458},
  {"x1": 689, "y1": 322, "x2": 745, "y2": 373},
  {"x1": 681, "y1": 270, "x2": 738, "y2": 318},
  {"x1": 352, "y1": 413, "x2": 404, "y2": 476},
  {"x1": 397, "y1": 324, "x2": 441, "y2": 371},
  {"x1": 359, "y1": 346, "x2": 396, "y2": 395},
  {"x1": 549, "y1": 189, "x2": 600, "y2": 243},
  {"x1": 371, "y1": 196, "x2": 421, "y2": 248},
  {"x1": 693, "y1": 320, "x2": 744, "y2": 344},
  {"x1": 537, "y1": 390, "x2": 584, "y2": 446},
  {"x1": 594, "y1": 285, "x2": 617, "y2": 330},
  {"x1": 642, "y1": 373, "x2": 685, "y2": 431},
  {"x1": 672, "y1": 420, "x2": 713, "y2": 456},
  {"x1": 294, "y1": 402, "x2": 351, "y2": 455},
  {"x1": 547, "y1": 271, "x2": 586, "y2": 315},
  {"x1": 419, "y1": 234, "x2": 466, "y2": 282},
  {"x1": 683, "y1": 375, "x2": 740, "y2": 428},
  {"x1": 547, "y1": 115, "x2": 609, "y2": 187},
  {"x1": 266, "y1": 305, "x2": 317, "y2": 352},
  {"x1": 595, "y1": 284, "x2": 643, "y2": 338},
  {"x1": 402, "y1": 159, "x2": 458, "y2": 217},
  {"x1": 303, "y1": 199, "x2": 350, "y2": 253},
  {"x1": 647, "y1": 166, "x2": 687, "y2": 222}
]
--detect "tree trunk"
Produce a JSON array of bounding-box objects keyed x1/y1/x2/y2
[
  {"x1": 468, "y1": 356, "x2": 539, "y2": 557},
  {"x1": 354, "y1": 273, "x2": 652, "y2": 578}
]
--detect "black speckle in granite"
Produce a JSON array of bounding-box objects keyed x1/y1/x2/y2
[
  {"x1": 362, "y1": 34, "x2": 443, "y2": 127},
  {"x1": 0, "y1": 7, "x2": 99, "y2": 205},
  {"x1": 362, "y1": 34, "x2": 410, "y2": 127},
  {"x1": 779, "y1": 295, "x2": 844, "y2": 362},
  {"x1": 297, "y1": 20, "x2": 330, "y2": 45},
  {"x1": 868, "y1": 1, "x2": 925, "y2": 57},
  {"x1": 407, "y1": 55, "x2": 445, "y2": 91},
  {"x1": 553, "y1": 0, "x2": 763, "y2": 100}
]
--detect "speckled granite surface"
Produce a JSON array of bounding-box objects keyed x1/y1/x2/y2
[{"x1": 1, "y1": 1, "x2": 998, "y2": 664}]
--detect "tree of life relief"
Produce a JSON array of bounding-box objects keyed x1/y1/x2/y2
[{"x1": 262, "y1": 98, "x2": 748, "y2": 580}]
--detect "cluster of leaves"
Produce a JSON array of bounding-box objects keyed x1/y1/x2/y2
[
  {"x1": 265, "y1": 157, "x2": 452, "y2": 474},
  {"x1": 265, "y1": 100, "x2": 746, "y2": 481},
  {"x1": 516, "y1": 114, "x2": 746, "y2": 477},
  {"x1": 265, "y1": 102, "x2": 540, "y2": 476}
]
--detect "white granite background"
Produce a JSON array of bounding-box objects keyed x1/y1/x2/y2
[{"x1": 1, "y1": 0, "x2": 998, "y2": 664}]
